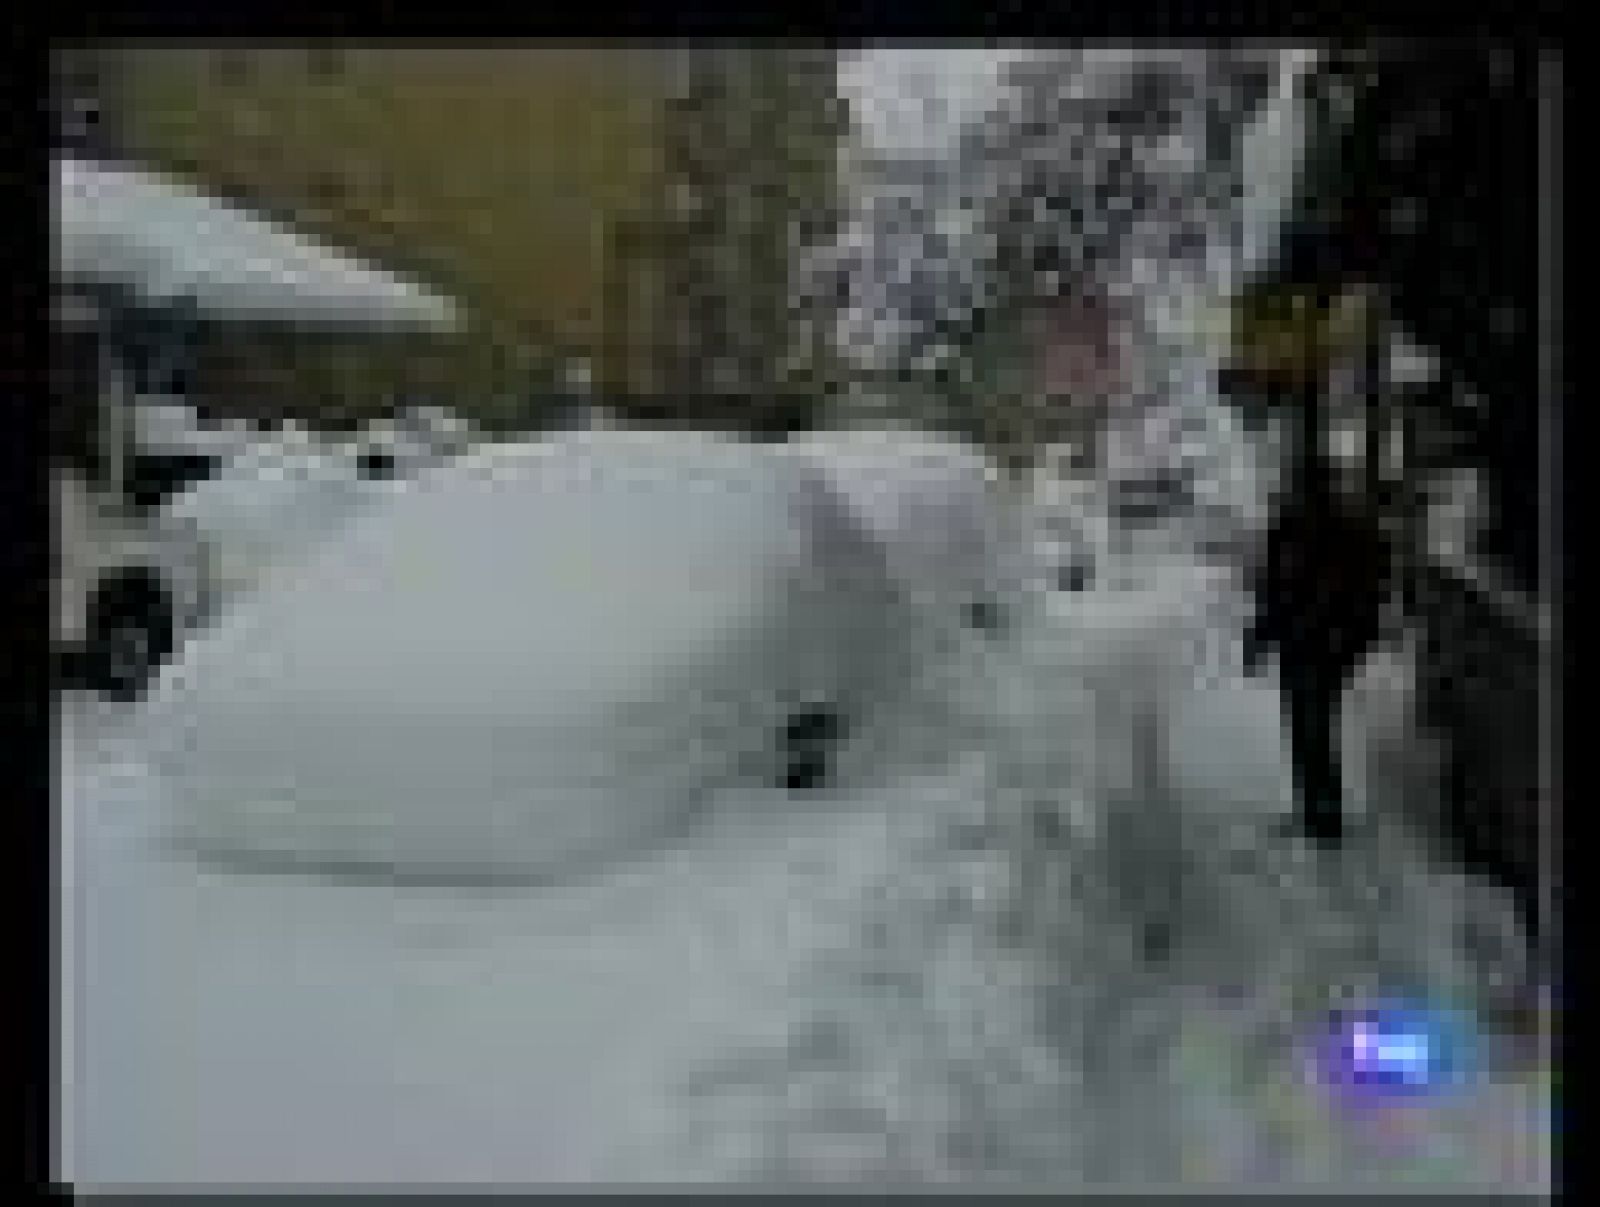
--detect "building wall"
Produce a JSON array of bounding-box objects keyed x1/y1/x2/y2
[{"x1": 109, "y1": 45, "x2": 839, "y2": 431}]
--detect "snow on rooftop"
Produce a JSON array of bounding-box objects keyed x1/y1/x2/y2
[{"x1": 54, "y1": 158, "x2": 461, "y2": 331}]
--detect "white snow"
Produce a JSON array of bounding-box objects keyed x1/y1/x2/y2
[
  {"x1": 658, "y1": 537, "x2": 1548, "y2": 1188},
  {"x1": 61, "y1": 430, "x2": 1553, "y2": 1189},
  {"x1": 163, "y1": 432, "x2": 396, "y2": 609},
  {"x1": 58, "y1": 45, "x2": 1551, "y2": 1192},
  {"x1": 1234, "y1": 48, "x2": 1320, "y2": 283},
  {"x1": 55, "y1": 157, "x2": 460, "y2": 330},
  {"x1": 131, "y1": 396, "x2": 255, "y2": 462},
  {"x1": 59, "y1": 523, "x2": 1553, "y2": 1188},
  {"x1": 139, "y1": 432, "x2": 919, "y2": 883},
  {"x1": 783, "y1": 429, "x2": 1012, "y2": 615},
  {"x1": 60, "y1": 695, "x2": 933, "y2": 1185},
  {"x1": 837, "y1": 47, "x2": 1025, "y2": 163}
]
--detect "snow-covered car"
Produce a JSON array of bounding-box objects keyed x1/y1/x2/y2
[
  {"x1": 143, "y1": 430, "x2": 982, "y2": 884},
  {"x1": 163, "y1": 426, "x2": 416, "y2": 617},
  {"x1": 156, "y1": 410, "x2": 476, "y2": 638},
  {"x1": 54, "y1": 155, "x2": 465, "y2": 701}
]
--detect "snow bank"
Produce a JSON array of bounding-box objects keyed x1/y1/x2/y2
[
  {"x1": 784, "y1": 430, "x2": 1012, "y2": 617},
  {"x1": 664, "y1": 549, "x2": 1542, "y2": 1188}
]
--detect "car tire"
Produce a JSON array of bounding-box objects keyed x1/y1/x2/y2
[{"x1": 84, "y1": 572, "x2": 176, "y2": 704}]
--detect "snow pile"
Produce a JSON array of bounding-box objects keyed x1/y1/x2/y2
[
  {"x1": 785, "y1": 430, "x2": 1009, "y2": 615},
  {"x1": 662, "y1": 545, "x2": 1542, "y2": 1188}
]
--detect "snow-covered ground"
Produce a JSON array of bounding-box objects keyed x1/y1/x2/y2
[
  {"x1": 58, "y1": 498, "x2": 1554, "y2": 1188},
  {"x1": 61, "y1": 691, "x2": 935, "y2": 1184}
]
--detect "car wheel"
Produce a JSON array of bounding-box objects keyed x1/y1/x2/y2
[{"x1": 85, "y1": 573, "x2": 176, "y2": 704}]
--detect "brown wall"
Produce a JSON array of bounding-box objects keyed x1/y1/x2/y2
[{"x1": 109, "y1": 45, "x2": 839, "y2": 430}]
